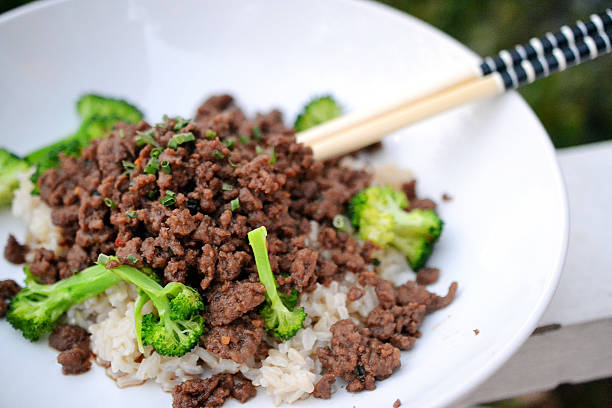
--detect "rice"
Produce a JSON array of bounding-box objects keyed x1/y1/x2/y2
[
  {"x1": 13, "y1": 171, "x2": 411, "y2": 405},
  {"x1": 11, "y1": 168, "x2": 63, "y2": 254}
]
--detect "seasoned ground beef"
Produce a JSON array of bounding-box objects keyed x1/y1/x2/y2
[
  {"x1": 0, "y1": 279, "x2": 21, "y2": 318},
  {"x1": 416, "y1": 267, "x2": 439, "y2": 285},
  {"x1": 172, "y1": 373, "x2": 256, "y2": 408},
  {"x1": 203, "y1": 315, "x2": 264, "y2": 364},
  {"x1": 3, "y1": 234, "x2": 28, "y2": 264},
  {"x1": 48, "y1": 324, "x2": 92, "y2": 375},
  {"x1": 314, "y1": 319, "x2": 401, "y2": 398}
]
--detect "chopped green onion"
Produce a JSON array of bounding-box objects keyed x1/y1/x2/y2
[
  {"x1": 150, "y1": 147, "x2": 163, "y2": 158},
  {"x1": 148, "y1": 189, "x2": 159, "y2": 199},
  {"x1": 104, "y1": 198, "x2": 116, "y2": 209},
  {"x1": 167, "y1": 247, "x2": 174, "y2": 256},
  {"x1": 122, "y1": 160, "x2": 136, "y2": 174},
  {"x1": 126, "y1": 210, "x2": 137, "y2": 219},
  {"x1": 144, "y1": 157, "x2": 159, "y2": 174},
  {"x1": 213, "y1": 150, "x2": 225, "y2": 159},
  {"x1": 228, "y1": 158, "x2": 238, "y2": 169},
  {"x1": 332, "y1": 215, "x2": 348, "y2": 232},
  {"x1": 205, "y1": 129, "x2": 217, "y2": 140},
  {"x1": 172, "y1": 116, "x2": 191, "y2": 131},
  {"x1": 252, "y1": 125, "x2": 262, "y2": 141},
  {"x1": 97, "y1": 254, "x2": 110, "y2": 265},
  {"x1": 221, "y1": 184, "x2": 233, "y2": 191},
  {"x1": 127, "y1": 254, "x2": 139, "y2": 264},
  {"x1": 136, "y1": 129, "x2": 160, "y2": 147},
  {"x1": 168, "y1": 132, "x2": 195, "y2": 149},
  {"x1": 239, "y1": 135, "x2": 250, "y2": 144},
  {"x1": 222, "y1": 138, "x2": 235, "y2": 150},
  {"x1": 161, "y1": 160, "x2": 172, "y2": 174},
  {"x1": 230, "y1": 198, "x2": 240, "y2": 211},
  {"x1": 270, "y1": 147, "x2": 277, "y2": 165},
  {"x1": 118, "y1": 129, "x2": 125, "y2": 138},
  {"x1": 161, "y1": 190, "x2": 177, "y2": 207},
  {"x1": 255, "y1": 146, "x2": 264, "y2": 155}
]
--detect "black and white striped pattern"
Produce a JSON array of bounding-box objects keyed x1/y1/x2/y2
[
  {"x1": 480, "y1": 9, "x2": 612, "y2": 80},
  {"x1": 478, "y1": 9, "x2": 612, "y2": 90}
]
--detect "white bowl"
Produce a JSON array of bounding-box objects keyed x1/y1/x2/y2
[{"x1": 0, "y1": 1, "x2": 568, "y2": 407}]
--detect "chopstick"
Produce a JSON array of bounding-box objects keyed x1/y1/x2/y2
[{"x1": 299, "y1": 10, "x2": 612, "y2": 161}]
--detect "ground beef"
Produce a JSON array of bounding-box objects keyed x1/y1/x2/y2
[
  {"x1": 203, "y1": 316, "x2": 264, "y2": 364},
  {"x1": 206, "y1": 281, "x2": 266, "y2": 326},
  {"x1": 48, "y1": 325, "x2": 92, "y2": 375},
  {"x1": 394, "y1": 399, "x2": 402, "y2": 408},
  {"x1": 416, "y1": 267, "x2": 439, "y2": 285},
  {"x1": 29, "y1": 248, "x2": 59, "y2": 284},
  {"x1": 172, "y1": 373, "x2": 256, "y2": 408},
  {"x1": 3, "y1": 234, "x2": 28, "y2": 264},
  {"x1": 314, "y1": 319, "x2": 401, "y2": 398},
  {"x1": 0, "y1": 279, "x2": 21, "y2": 318},
  {"x1": 48, "y1": 325, "x2": 90, "y2": 351}
]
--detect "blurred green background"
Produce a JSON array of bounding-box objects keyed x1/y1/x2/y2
[{"x1": 2, "y1": 0, "x2": 611, "y2": 148}]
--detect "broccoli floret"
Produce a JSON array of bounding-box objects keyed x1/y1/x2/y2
[
  {"x1": 133, "y1": 268, "x2": 162, "y2": 353},
  {"x1": 77, "y1": 94, "x2": 143, "y2": 124},
  {"x1": 99, "y1": 256, "x2": 205, "y2": 357},
  {"x1": 348, "y1": 185, "x2": 443, "y2": 270},
  {"x1": 248, "y1": 226, "x2": 306, "y2": 340},
  {"x1": 0, "y1": 148, "x2": 29, "y2": 206},
  {"x1": 7, "y1": 264, "x2": 121, "y2": 341},
  {"x1": 294, "y1": 95, "x2": 341, "y2": 132}
]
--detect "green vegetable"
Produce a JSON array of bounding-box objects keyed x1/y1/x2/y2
[
  {"x1": 230, "y1": 198, "x2": 240, "y2": 211},
  {"x1": 103, "y1": 198, "x2": 116, "y2": 209},
  {"x1": 252, "y1": 125, "x2": 262, "y2": 141},
  {"x1": 122, "y1": 160, "x2": 136, "y2": 174},
  {"x1": 136, "y1": 129, "x2": 159, "y2": 148},
  {"x1": 127, "y1": 254, "x2": 139, "y2": 264},
  {"x1": 144, "y1": 157, "x2": 160, "y2": 174},
  {"x1": 168, "y1": 132, "x2": 195, "y2": 149},
  {"x1": 99, "y1": 256, "x2": 205, "y2": 357},
  {"x1": 7, "y1": 264, "x2": 121, "y2": 341},
  {"x1": 269, "y1": 147, "x2": 277, "y2": 165},
  {"x1": 205, "y1": 129, "x2": 217, "y2": 140},
  {"x1": 212, "y1": 150, "x2": 225, "y2": 159},
  {"x1": 255, "y1": 146, "x2": 264, "y2": 155},
  {"x1": 0, "y1": 149, "x2": 29, "y2": 206},
  {"x1": 348, "y1": 185, "x2": 443, "y2": 270},
  {"x1": 332, "y1": 214, "x2": 348, "y2": 232},
  {"x1": 248, "y1": 226, "x2": 306, "y2": 340},
  {"x1": 222, "y1": 138, "x2": 235, "y2": 150},
  {"x1": 77, "y1": 94, "x2": 143, "y2": 124},
  {"x1": 170, "y1": 116, "x2": 190, "y2": 131},
  {"x1": 160, "y1": 160, "x2": 171, "y2": 174},
  {"x1": 238, "y1": 135, "x2": 250, "y2": 144},
  {"x1": 294, "y1": 95, "x2": 341, "y2": 132},
  {"x1": 126, "y1": 210, "x2": 137, "y2": 219},
  {"x1": 161, "y1": 191, "x2": 176, "y2": 207},
  {"x1": 221, "y1": 184, "x2": 233, "y2": 191}
]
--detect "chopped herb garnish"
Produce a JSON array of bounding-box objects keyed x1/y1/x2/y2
[
  {"x1": 129, "y1": 179, "x2": 136, "y2": 187},
  {"x1": 161, "y1": 190, "x2": 177, "y2": 207},
  {"x1": 332, "y1": 215, "x2": 348, "y2": 231},
  {"x1": 230, "y1": 198, "x2": 240, "y2": 211},
  {"x1": 122, "y1": 160, "x2": 136, "y2": 174},
  {"x1": 104, "y1": 198, "x2": 116, "y2": 209},
  {"x1": 255, "y1": 146, "x2": 264, "y2": 155},
  {"x1": 213, "y1": 150, "x2": 225, "y2": 159},
  {"x1": 127, "y1": 254, "x2": 139, "y2": 264},
  {"x1": 118, "y1": 129, "x2": 125, "y2": 138},
  {"x1": 126, "y1": 210, "x2": 137, "y2": 219},
  {"x1": 270, "y1": 147, "x2": 277, "y2": 165},
  {"x1": 168, "y1": 132, "x2": 195, "y2": 149},
  {"x1": 221, "y1": 184, "x2": 233, "y2": 191},
  {"x1": 167, "y1": 247, "x2": 174, "y2": 257},
  {"x1": 205, "y1": 129, "x2": 217, "y2": 140},
  {"x1": 161, "y1": 160, "x2": 172, "y2": 174},
  {"x1": 222, "y1": 138, "x2": 236, "y2": 150},
  {"x1": 144, "y1": 157, "x2": 160, "y2": 174},
  {"x1": 239, "y1": 135, "x2": 250, "y2": 144},
  {"x1": 252, "y1": 125, "x2": 262, "y2": 141},
  {"x1": 97, "y1": 254, "x2": 110, "y2": 265},
  {"x1": 228, "y1": 158, "x2": 238, "y2": 169},
  {"x1": 151, "y1": 147, "x2": 163, "y2": 158},
  {"x1": 172, "y1": 116, "x2": 191, "y2": 131},
  {"x1": 148, "y1": 189, "x2": 159, "y2": 199},
  {"x1": 136, "y1": 129, "x2": 160, "y2": 147}
]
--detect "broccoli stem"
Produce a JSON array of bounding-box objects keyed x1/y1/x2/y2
[
  {"x1": 248, "y1": 226, "x2": 281, "y2": 306},
  {"x1": 104, "y1": 264, "x2": 170, "y2": 316},
  {"x1": 44, "y1": 264, "x2": 121, "y2": 302}
]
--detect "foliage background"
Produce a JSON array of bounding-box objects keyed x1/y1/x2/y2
[{"x1": 2, "y1": 0, "x2": 611, "y2": 148}]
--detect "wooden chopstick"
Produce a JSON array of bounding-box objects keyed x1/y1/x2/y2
[{"x1": 299, "y1": 10, "x2": 612, "y2": 161}]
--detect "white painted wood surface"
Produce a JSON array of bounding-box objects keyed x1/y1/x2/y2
[{"x1": 456, "y1": 141, "x2": 612, "y2": 407}]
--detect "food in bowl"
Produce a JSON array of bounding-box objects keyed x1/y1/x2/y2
[{"x1": 0, "y1": 94, "x2": 457, "y2": 406}]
